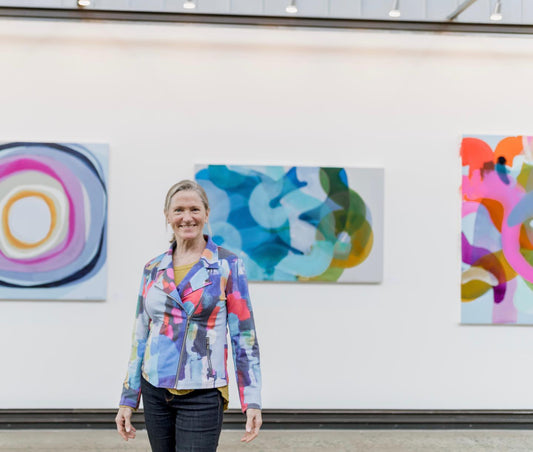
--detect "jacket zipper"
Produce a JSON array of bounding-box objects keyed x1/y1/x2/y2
[
  {"x1": 174, "y1": 303, "x2": 201, "y2": 389},
  {"x1": 206, "y1": 337, "x2": 214, "y2": 380},
  {"x1": 159, "y1": 289, "x2": 190, "y2": 389}
]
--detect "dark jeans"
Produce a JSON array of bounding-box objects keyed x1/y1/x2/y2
[{"x1": 141, "y1": 377, "x2": 224, "y2": 452}]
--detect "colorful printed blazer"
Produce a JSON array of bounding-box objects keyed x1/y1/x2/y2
[{"x1": 120, "y1": 236, "x2": 261, "y2": 412}]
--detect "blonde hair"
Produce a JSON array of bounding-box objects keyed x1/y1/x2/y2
[
  {"x1": 164, "y1": 179, "x2": 209, "y2": 213},
  {"x1": 164, "y1": 180, "x2": 210, "y2": 241}
]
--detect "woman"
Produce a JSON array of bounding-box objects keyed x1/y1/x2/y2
[{"x1": 115, "y1": 180, "x2": 262, "y2": 451}]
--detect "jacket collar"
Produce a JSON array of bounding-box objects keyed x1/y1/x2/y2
[{"x1": 154, "y1": 236, "x2": 218, "y2": 303}]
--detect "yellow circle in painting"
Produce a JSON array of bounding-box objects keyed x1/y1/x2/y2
[{"x1": 2, "y1": 190, "x2": 57, "y2": 249}]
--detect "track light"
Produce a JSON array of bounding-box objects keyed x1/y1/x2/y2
[
  {"x1": 389, "y1": 0, "x2": 400, "y2": 18},
  {"x1": 490, "y1": 0, "x2": 502, "y2": 21},
  {"x1": 77, "y1": 0, "x2": 91, "y2": 7},
  {"x1": 286, "y1": 0, "x2": 298, "y2": 14},
  {"x1": 183, "y1": 0, "x2": 196, "y2": 9}
]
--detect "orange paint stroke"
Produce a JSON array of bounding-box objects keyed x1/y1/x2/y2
[
  {"x1": 494, "y1": 136, "x2": 523, "y2": 166},
  {"x1": 461, "y1": 137, "x2": 494, "y2": 176},
  {"x1": 330, "y1": 223, "x2": 373, "y2": 269},
  {"x1": 520, "y1": 224, "x2": 533, "y2": 250},
  {"x1": 473, "y1": 250, "x2": 517, "y2": 285},
  {"x1": 2, "y1": 190, "x2": 57, "y2": 249},
  {"x1": 479, "y1": 198, "x2": 504, "y2": 233}
]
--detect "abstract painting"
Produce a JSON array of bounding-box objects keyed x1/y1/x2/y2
[
  {"x1": 195, "y1": 164, "x2": 383, "y2": 282},
  {"x1": 0, "y1": 142, "x2": 108, "y2": 300},
  {"x1": 461, "y1": 134, "x2": 533, "y2": 324}
]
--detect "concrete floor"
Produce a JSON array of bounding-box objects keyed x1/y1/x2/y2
[{"x1": 2, "y1": 429, "x2": 533, "y2": 452}]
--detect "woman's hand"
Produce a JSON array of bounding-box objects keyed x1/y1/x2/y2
[
  {"x1": 241, "y1": 408, "x2": 262, "y2": 443},
  {"x1": 115, "y1": 406, "x2": 137, "y2": 441}
]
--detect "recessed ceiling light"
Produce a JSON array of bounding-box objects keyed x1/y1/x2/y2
[
  {"x1": 490, "y1": 0, "x2": 502, "y2": 21},
  {"x1": 286, "y1": 0, "x2": 297, "y2": 14},
  {"x1": 389, "y1": 0, "x2": 400, "y2": 18}
]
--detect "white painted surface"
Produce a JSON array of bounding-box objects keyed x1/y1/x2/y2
[{"x1": 1, "y1": 19, "x2": 533, "y2": 409}]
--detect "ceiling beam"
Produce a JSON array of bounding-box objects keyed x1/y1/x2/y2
[{"x1": 0, "y1": 6, "x2": 531, "y2": 35}]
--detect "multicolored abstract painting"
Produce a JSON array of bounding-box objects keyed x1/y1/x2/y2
[
  {"x1": 0, "y1": 142, "x2": 108, "y2": 300},
  {"x1": 195, "y1": 165, "x2": 383, "y2": 282},
  {"x1": 461, "y1": 135, "x2": 533, "y2": 324}
]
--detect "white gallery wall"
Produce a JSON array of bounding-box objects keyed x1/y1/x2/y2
[{"x1": 1, "y1": 17, "x2": 533, "y2": 410}]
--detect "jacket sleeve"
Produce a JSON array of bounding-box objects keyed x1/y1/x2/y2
[
  {"x1": 226, "y1": 257, "x2": 262, "y2": 413},
  {"x1": 119, "y1": 268, "x2": 151, "y2": 409}
]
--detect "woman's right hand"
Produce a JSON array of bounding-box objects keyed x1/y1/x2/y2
[{"x1": 115, "y1": 406, "x2": 136, "y2": 441}]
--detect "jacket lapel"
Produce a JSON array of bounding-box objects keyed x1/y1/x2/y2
[
  {"x1": 153, "y1": 245, "x2": 182, "y2": 305},
  {"x1": 154, "y1": 237, "x2": 220, "y2": 312},
  {"x1": 178, "y1": 237, "x2": 219, "y2": 296},
  {"x1": 177, "y1": 237, "x2": 219, "y2": 311}
]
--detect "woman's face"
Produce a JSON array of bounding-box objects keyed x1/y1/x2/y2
[{"x1": 166, "y1": 190, "x2": 209, "y2": 243}]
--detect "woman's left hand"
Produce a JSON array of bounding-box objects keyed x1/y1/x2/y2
[{"x1": 241, "y1": 408, "x2": 262, "y2": 443}]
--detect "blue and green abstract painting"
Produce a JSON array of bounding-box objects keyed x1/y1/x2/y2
[{"x1": 195, "y1": 165, "x2": 383, "y2": 283}]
